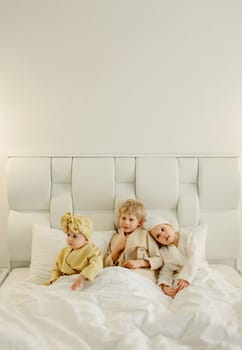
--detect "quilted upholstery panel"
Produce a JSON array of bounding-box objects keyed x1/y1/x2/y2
[
  {"x1": 200, "y1": 210, "x2": 240, "y2": 260},
  {"x1": 136, "y1": 157, "x2": 179, "y2": 209},
  {"x1": 72, "y1": 158, "x2": 115, "y2": 230},
  {"x1": 72, "y1": 157, "x2": 115, "y2": 210},
  {"x1": 7, "y1": 157, "x2": 51, "y2": 210},
  {"x1": 50, "y1": 158, "x2": 73, "y2": 229},
  {"x1": 6, "y1": 155, "x2": 241, "y2": 265},
  {"x1": 178, "y1": 158, "x2": 198, "y2": 184},
  {"x1": 52, "y1": 157, "x2": 72, "y2": 183},
  {"x1": 198, "y1": 158, "x2": 240, "y2": 210}
]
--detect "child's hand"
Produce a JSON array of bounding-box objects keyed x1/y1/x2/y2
[
  {"x1": 161, "y1": 284, "x2": 178, "y2": 298},
  {"x1": 71, "y1": 275, "x2": 87, "y2": 291},
  {"x1": 123, "y1": 259, "x2": 139, "y2": 269},
  {"x1": 50, "y1": 279, "x2": 57, "y2": 285},
  {"x1": 123, "y1": 259, "x2": 148, "y2": 269},
  {"x1": 176, "y1": 279, "x2": 190, "y2": 292}
]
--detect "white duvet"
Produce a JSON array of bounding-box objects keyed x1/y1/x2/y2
[{"x1": 0, "y1": 266, "x2": 242, "y2": 350}]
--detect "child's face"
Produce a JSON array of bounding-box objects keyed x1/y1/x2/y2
[
  {"x1": 150, "y1": 224, "x2": 175, "y2": 246},
  {"x1": 119, "y1": 212, "x2": 141, "y2": 234},
  {"x1": 66, "y1": 230, "x2": 87, "y2": 249}
]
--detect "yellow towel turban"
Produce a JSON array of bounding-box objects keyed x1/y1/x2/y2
[{"x1": 61, "y1": 212, "x2": 93, "y2": 240}]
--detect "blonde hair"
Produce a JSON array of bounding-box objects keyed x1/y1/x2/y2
[
  {"x1": 61, "y1": 212, "x2": 93, "y2": 240},
  {"x1": 119, "y1": 199, "x2": 146, "y2": 224}
]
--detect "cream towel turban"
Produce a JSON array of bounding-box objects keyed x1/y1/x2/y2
[
  {"x1": 144, "y1": 216, "x2": 171, "y2": 231},
  {"x1": 61, "y1": 212, "x2": 93, "y2": 240}
]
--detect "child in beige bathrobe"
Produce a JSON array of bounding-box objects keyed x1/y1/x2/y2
[
  {"x1": 45, "y1": 212, "x2": 103, "y2": 290},
  {"x1": 104, "y1": 199, "x2": 162, "y2": 282}
]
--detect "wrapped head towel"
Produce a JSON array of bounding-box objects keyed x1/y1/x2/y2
[
  {"x1": 61, "y1": 212, "x2": 93, "y2": 240},
  {"x1": 144, "y1": 216, "x2": 171, "y2": 231}
]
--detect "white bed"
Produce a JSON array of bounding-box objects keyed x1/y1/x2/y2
[{"x1": 1, "y1": 155, "x2": 242, "y2": 350}]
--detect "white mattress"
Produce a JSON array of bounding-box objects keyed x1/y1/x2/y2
[
  {"x1": 210, "y1": 264, "x2": 242, "y2": 288},
  {"x1": 1, "y1": 268, "x2": 29, "y2": 288}
]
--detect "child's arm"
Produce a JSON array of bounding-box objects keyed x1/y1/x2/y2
[
  {"x1": 111, "y1": 236, "x2": 127, "y2": 263},
  {"x1": 46, "y1": 249, "x2": 64, "y2": 285},
  {"x1": 145, "y1": 233, "x2": 163, "y2": 269},
  {"x1": 126, "y1": 232, "x2": 162, "y2": 269},
  {"x1": 177, "y1": 233, "x2": 201, "y2": 284},
  {"x1": 123, "y1": 259, "x2": 150, "y2": 269},
  {"x1": 49, "y1": 264, "x2": 62, "y2": 284},
  {"x1": 123, "y1": 230, "x2": 162, "y2": 270},
  {"x1": 104, "y1": 233, "x2": 126, "y2": 266},
  {"x1": 157, "y1": 264, "x2": 174, "y2": 288},
  {"x1": 71, "y1": 274, "x2": 87, "y2": 291},
  {"x1": 77, "y1": 247, "x2": 103, "y2": 282}
]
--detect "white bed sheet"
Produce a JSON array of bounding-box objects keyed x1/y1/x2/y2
[
  {"x1": 0, "y1": 266, "x2": 242, "y2": 350},
  {"x1": 3, "y1": 264, "x2": 242, "y2": 289}
]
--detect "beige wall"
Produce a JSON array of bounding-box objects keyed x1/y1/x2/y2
[
  {"x1": 0, "y1": 0, "x2": 242, "y2": 157},
  {"x1": 0, "y1": 157, "x2": 9, "y2": 267}
]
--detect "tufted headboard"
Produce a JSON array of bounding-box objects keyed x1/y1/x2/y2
[{"x1": 7, "y1": 156, "x2": 241, "y2": 270}]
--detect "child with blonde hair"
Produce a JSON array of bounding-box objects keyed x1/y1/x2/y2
[
  {"x1": 45, "y1": 212, "x2": 103, "y2": 290},
  {"x1": 104, "y1": 199, "x2": 162, "y2": 282}
]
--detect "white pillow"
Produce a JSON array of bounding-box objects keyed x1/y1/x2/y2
[
  {"x1": 91, "y1": 230, "x2": 115, "y2": 257},
  {"x1": 27, "y1": 224, "x2": 115, "y2": 284},
  {"x1": 27, "y1": 224, "x2": 66, "y2": 284},
  {"x1": 180, "y1": 224, "x2": 208, "y2": 260}
]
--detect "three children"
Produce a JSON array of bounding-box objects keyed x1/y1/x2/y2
[{"x1": 46, "y1": 201, "x2": 208, "y2": 295}]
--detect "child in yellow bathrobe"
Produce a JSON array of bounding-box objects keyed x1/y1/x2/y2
[{"x1": 45, "y1": 212, "x2": 103, "y2": 290}]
